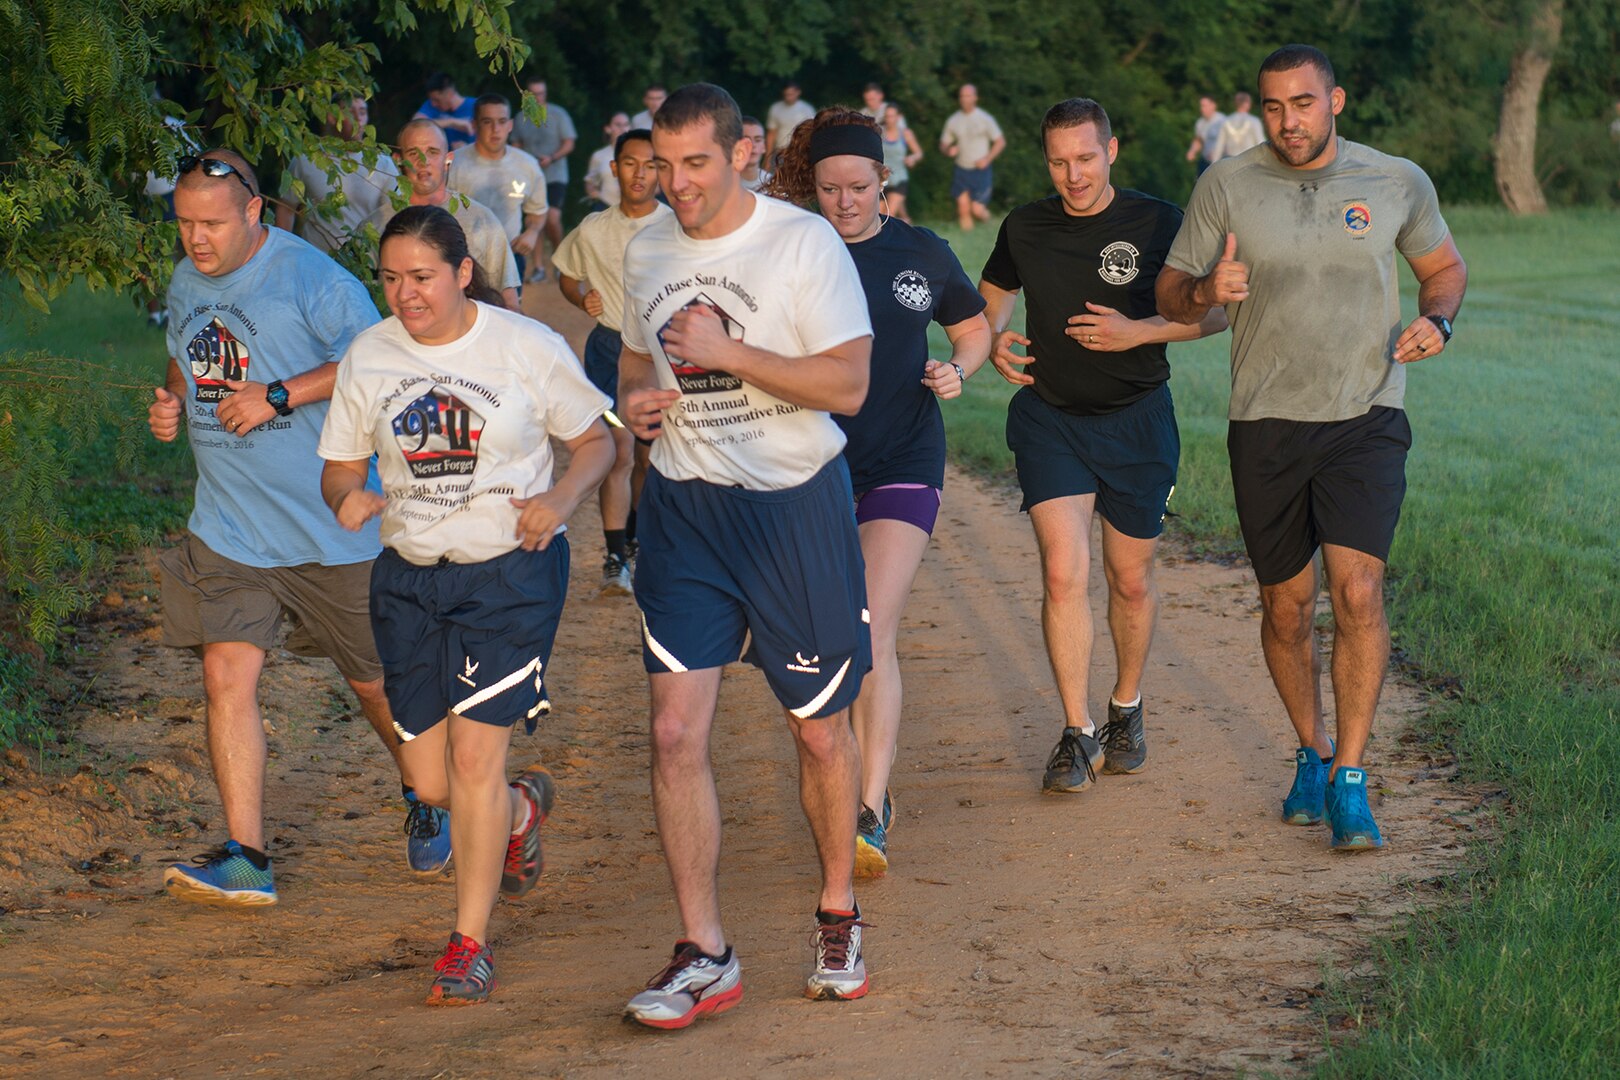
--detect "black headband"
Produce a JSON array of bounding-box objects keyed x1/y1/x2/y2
[{"x1": 807, "y1": 123, "x2": 884, "y2": 166}]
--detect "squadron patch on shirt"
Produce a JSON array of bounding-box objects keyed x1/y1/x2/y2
[
  {"x1": 1098, "y1": 241, "x2": 1140, "y2": 285},
  {"x1": 892, "y1": 269, "x2": 933, "y2": 312}
]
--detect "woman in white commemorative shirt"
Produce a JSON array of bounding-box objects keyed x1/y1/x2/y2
[{"x1": 318, "y1": 205, "x2": 613, "y2": 1006}]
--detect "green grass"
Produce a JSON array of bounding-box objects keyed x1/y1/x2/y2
[
  {"x1": 929, "y1": 206, "x2": 1620, "y2": 1077},
  {"x1": 0, "y1": 284, "x2": 192, "y2": 743}
]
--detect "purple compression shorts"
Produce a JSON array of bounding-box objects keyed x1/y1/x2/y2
[{"x1": 854, "y1": 483, "x2": 942, "y2": 535}]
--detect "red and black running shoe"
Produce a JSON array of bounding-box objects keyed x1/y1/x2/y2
[
  {"x1": 425, "y1": 932, "x2": 496, "y2": 1005},
  {"x1": 501, "y1": 768, "x2": 556, "y2": 897}
]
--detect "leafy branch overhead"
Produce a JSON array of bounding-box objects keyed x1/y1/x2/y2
[{"x1": 0, "y1": 0, "x2": 532, "y2": 314}]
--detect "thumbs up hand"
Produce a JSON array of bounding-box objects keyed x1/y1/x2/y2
[
  {"x1": 149, "y1": 387, "x2": 183, "y2": 443},
  {"x1": 1196, "y1": 232, "x2": 1250, "y2": 306}
]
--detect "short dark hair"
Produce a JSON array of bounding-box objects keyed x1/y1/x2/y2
[
  {"x1": 654, "y1": 83, "x2": 743, "y2": 155},
  {"x1": 474, "y1": 93, "x2": 511, "y2": 120},
  {"x1": 863, "y1": 82, "x2": 883, "y2": 94},
  {"x1": 1234, "y1": 91, "x2": 1253, "y2": 108},
  {"x1": 740, "y1": 114, "x2": 764, "y2": 130},
  {"x1": 380, "y1": 205, "x2": 503, "y2": 307},
  {"x1": 1258, "y1": 44, "x2": 1336, "y2": 90},
  {"x1": 1040, "y1": 97, "x2": 1112, "y2": 152},
  {"x1": 616, "y1": 128, "x2": 653, "y2": 159},
  {"x1": 784, "y1": 81, "x2": 802, "y2": 92},
  {"x1": 646, "y1": 83, "x2": 668, "y2": 95},
  {"x1": 425, "y1": 72, "x2": 457, "y2": 93}
]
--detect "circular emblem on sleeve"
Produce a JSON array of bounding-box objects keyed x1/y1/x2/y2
[
  {"x1": 1343, "y1": 201, "x2": 1372, "y2": 235},
  {"x1": 892, "y1": 269, "x2": 933, "y2": 311},
  {"x1": 1098, "y1": 241, "x2": 1140, "y2": 284}
]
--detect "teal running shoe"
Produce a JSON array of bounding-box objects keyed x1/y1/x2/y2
[
  {"x1": 404, "y1": 792, "x2": 452, "y2": 876},
  {"x1": 855, "y1": 804, "x2": 888, "y2": 879},
  {"x1": 1326, "y1": 767, "x2": 1384, "y2": 850},
  {"x1": 1281, "y1": 744, "x2": 1334, "y2": 825},
  {"x1": 164, "y1": 840, "x2": 276, "y2": 907}
]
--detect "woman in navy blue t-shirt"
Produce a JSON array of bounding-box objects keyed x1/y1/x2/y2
[{"x1": 769, "y1": 109, "x2": 991, "y2": 878}]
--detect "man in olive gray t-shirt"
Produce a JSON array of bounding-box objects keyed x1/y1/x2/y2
[
  {"x1": 1163, "y1": 136, "x2": 1450, "y2": 422},
  {"x1": 1156, "y1": 45, "x2": 1467, "y2": 857}
]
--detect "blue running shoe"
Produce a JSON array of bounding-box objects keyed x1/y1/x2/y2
[
  {"x1": 164, "y1": 840, "x2": 276, "y2": 907},
  {"x1": 855, "y1": 804, "x2": 888, "y2": 879},
  {"x1": 1281, "y1": 744, "x2": 1334, "y2": 825},
  {"x1": 405, "y1": 792, "x2": 452, "y2": 876},
  {"x1": 881, "y1": 789, "x2": 893, "y2": 832},
  {"x1": 1326, "y1": 767, "x2": 1384, "y2": 850}
]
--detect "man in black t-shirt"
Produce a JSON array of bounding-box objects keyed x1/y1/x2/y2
[{"x1": 979, "y1": 98, "x2": 1227, "y2": 796}]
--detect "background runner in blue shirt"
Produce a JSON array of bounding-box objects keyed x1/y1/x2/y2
[{"x1": 768, "y1": 109, "x2": 991, "y2": 878}]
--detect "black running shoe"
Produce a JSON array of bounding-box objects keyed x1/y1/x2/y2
[
  {"x1": 1042, "y1": 726, "x2": 1104, "y2": 794},
  {"x1": 1097, "y1": 699, "x2": 1147, "y2": 774}
]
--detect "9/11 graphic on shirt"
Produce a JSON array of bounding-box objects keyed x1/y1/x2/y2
[
  {"x1": 393, "y1": 386, "x2": 485, "y2": 478},
  {"x1": 657, "y1": 293, "x2": 745, "y2": 394},
  {"x1": 187, "y1": 317, "x2": 249, "y2": 402}
]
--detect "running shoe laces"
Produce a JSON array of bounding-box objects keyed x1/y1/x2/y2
[
  {"x1": 434, "y1": 936, "x2": 482, "y2": 980},
  {"x1": 187, "y1": 845, "x2": 236, "y2": 867},
  {"x1": 1046, "y1": 730, "x2": 1097, "y2": 784},
  {"x1": 647, "y1": 942, "x2": 721, "y2": 989},
  {"x1": 812, "y1": 914, "x2": 870, "y2": 970},
  {"x1": 1096, "y1": 716, "x2": 1134, "y2": 757},
  {"x1": 405, "y1": 798, "x2": 444, "y2": 840}
]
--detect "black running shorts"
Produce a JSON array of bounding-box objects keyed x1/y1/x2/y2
[{"x1": 1227, "y1": 406, "x2": 1411, "y2": 586}]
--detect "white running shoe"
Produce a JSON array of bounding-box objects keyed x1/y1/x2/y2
[
  {"x1": 806, "y1": 906, "x2": 869, "y2": 1000},
  {"x1": 624, "y1": 941, "x2": 743, "y2": 1029}
]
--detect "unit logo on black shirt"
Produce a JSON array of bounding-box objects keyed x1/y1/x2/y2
[
  {"x1": 392, "y1": 386, "x2": 485, "y2": 478},
  {"x1": 892, "y1": 269, "x2": 933, "y2": 311},
  {"x1": 1098, "y1": 241, "x2": 1140, "y2": 285}
]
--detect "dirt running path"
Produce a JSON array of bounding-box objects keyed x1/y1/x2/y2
[{"x1": 0, "y1": 286, "x2": 1489, "y2": 1078}]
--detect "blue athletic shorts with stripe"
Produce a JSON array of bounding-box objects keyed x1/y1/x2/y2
[
  {"x1": 369, "y1": 539, "x2": 570, "y2": 740},
  {"x1": 634, "y1": 458, "x2": 872, "y2": 720}
]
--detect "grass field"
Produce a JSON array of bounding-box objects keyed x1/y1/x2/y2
[
  {"x1": 2, "y1": 207, "x2": 1617, "y2": 1074},
  {"x1": 929, "y1": 206, "x2": 1620, "y2": 1077}
]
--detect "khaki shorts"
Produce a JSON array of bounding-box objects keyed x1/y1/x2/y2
[{"x1": 158, "y1": 532, "x2": 383, "y2": 682}]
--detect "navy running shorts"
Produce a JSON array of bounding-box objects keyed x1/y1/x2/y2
[
  {"x1": 950, "y1": 166, "x2": 993, "y2": 205},
  {"x1": 369, "y1": 540, "x2": 570, "y2": 739},
  {"x1": 634, "y1": 459, "x2": 872, "y2": 719},
  {"x1": 1005, "y1": 382, "x2": 1180, "y2": 539},
  {"x1": 1227, "y1": 406, "x2": 1411, "y2": 586},
  {"x1": 546, "y1": 181, "x2": 567, "y2": 213},
  {"x1": 583, "y1": 323, "x2": 622, "y2": 411}
]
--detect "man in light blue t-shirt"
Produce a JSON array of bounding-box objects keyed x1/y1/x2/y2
[{"x1": 147, "y1": 149, "x2": 451, "y2": 907}]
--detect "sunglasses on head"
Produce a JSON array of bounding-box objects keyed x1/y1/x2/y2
[{"x1": 178, "y1": 155, "x2": 258, "y2": 199}]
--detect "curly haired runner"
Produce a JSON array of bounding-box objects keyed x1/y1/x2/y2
[{"x1": 767, "y1": 109, "x2": 991, "y2": 878}]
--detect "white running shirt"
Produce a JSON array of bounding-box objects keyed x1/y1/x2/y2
[
  {"x1": 552, "y1": 202, "x2": 673, "y2": 333},
  {"x1": 621, "y1": 194, "x2": 872, "y2": 491},
  {"x1": 319, "y1": 302, "x2": 609, "y2": 565}
]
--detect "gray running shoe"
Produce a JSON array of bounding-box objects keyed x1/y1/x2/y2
[
  {"x1": 1042, "y1": 726, "x2": 1104, "y2": 794},
  {"x1": 1098, "y1": 699, "x2": 1147, "y2": 774},
  {"x1": 806, "y1": 907, "x2": 869, "y2": 1000},
  {"x1": 600, "y1": 552, "x2": 632, "y2": 597},
  {"x1": 625, "y1": 942, "x2": 743, "y2": 1029}
]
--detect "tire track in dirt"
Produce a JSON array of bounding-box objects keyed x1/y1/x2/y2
[{"x1": 0, "y1": 285, "x2": 1492, "y2": 1078}]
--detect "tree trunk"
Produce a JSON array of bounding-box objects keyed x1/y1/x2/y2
[{"x1": 1493, "y1": 0, "x2": 1564, "y2": 214}]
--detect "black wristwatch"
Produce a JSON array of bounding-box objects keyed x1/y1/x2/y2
[
  {"x1": 1425, "y1": 314, "x2": 1454, "y2": 343},
  {"x1": 266, "y1": 380, "x2": 293, "y2": 416}
]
